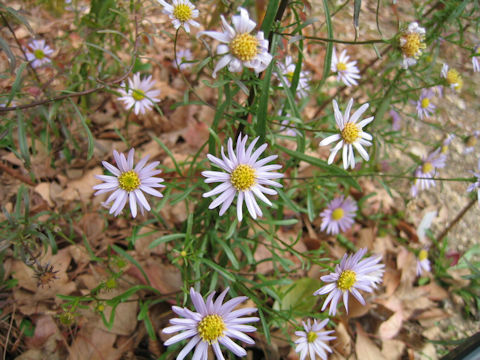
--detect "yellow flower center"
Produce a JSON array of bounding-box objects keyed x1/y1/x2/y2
[
  {"x1": 230, "y1": 33, "x2": 259, "y2": 62},
  {"x1": 332, "y1": 208, "x2": 344, "y2": 221},
  {"x1": 421, "y1": 98, "x2": 430, "y2": 108},
  {"x1": 307, "y1": 331, "x2": 318, "y2": 343},
  {"x1": 337, "y1": 269, "x2": 357, "y2": 291},
  {"x1": 401, "y1": 33, "x2": 425, "y2": 58},
  {"x1": 476, "y1": 47, "x2": 480, "y2": 55},
  {"x1": 197, "y1": 314, "x2": 226, "y2": 343},
  {"x1": 230, "y1": 164, "x2": 256, "y2": 191},
  {"x1": 132, "y1": 89, "x2": 146, "y2": 101},
  {"x1": 418, "y1": 249, "x2": 428, "y2": 261},
  {"x1": 422, "y1": 162, "x2": 433, "y2": 174},
  {"x1": 441, "y1": 145, "x2": 448, "y2": 153},
  {"x1": 341, "y1": 122, "x2": 360, "y2": 144},
  {"x1": 286, "y1": 72, "x2": 294, "y2": 82},
  {"x1": 118, "y1": 170, "x2": 141, "y2": 192},
  {"x1": 34, "y1": 49, "x2": 45, "y2": 59},
  {"x1": 337, "y1": 62, "x2": 347, "y2": 71},
  {"x1": 173, "y1": 3, "x2": 193, "y2": 22},
  {"x1": 446, "y1": 69, "x2": 463, "y2": 90}
]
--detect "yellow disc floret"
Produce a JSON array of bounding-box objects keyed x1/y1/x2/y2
[
  {"x1": 34, "y1": 49, "x2": 45, "y2": 59},
  {"x1": 173, "y1": 3, "x2": 193, "y2": 22},
  {"x1": 401, "y1": 33, "x2": 425, "y2": 58},
  {"x1": 286, "y1": 72, "x2": 295, "y2": 82},
  {"x1": 422, "y1": 162, "x2": 433, "y2": 174},
  {"x1": 337, "y1": 62, "x2": 347, "y2": 71},
  {"x1": 418, "y1": 249, "x2": 428, "y2": 261},
  {"x1": 132, "y1": 89, "x2": 146, "y2": 101},
  {"x1": 197, "y1": 314, "x2": 226, "y2": 343},
  {"x1": 341, "y1": 122, "x2": 360, "y2": 144},
  {"x1": 421, "y1": 98, "x2": 430, "y2": 108},
  {"x1": 337, "y1": 269, "x2": 357, "y2": 291},
  {"x1": 230, "y1": 33, "x2": 259, "y2": 62},
  {"x1": 332, "y1": 208, "x2": 345, "y2": 221},
  {"x1": 230, "y1": 164, "x2": 256, "y2": 191},
  {"x1": 307, "y1": 331, "x2": 318, "y2": 343},
  {"x1": 446, "y1": 69, "x2": 463, "y2": 91},
  {"x1": 118, "y1": 170, "x2": 141, "y2": 192}
]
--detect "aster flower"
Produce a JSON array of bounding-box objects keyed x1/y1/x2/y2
[
  {"x1": 174, "y1": 48, "x2": 194, "y2": 70},
  {"x1": 25, "y1": 40, "x2": 54, "y2": 68},
  {"x1": 441, "y1": 63, "x2": 463, "y2": 92},
  {"x1": 399, "y1": 22, "x2": 426, "y2": 69},
  {"x1": 117, "y1": 73, "x2": 161, "y2": 115},
  {"x1": 467, "y1": 158, "x2": 480, "y2": 205},
  {"x1": 416, "y1": 249, "x2": 431, "y2": 276},
  {"x1": 410, "y1": 148, "x2": 446, "y2": 197},
  {"x1": 415, "y1": 88, "x2": 436, "y2": 119},
  {"x1": 389, "y1": 109, "x2": 401, "y2": 131},
  {"x1": 319, "y1": 98, "x2": 374, "y2": 170},
  {"x1": 162, "y1": 287, "x2": 259, "y2": 360},
  {"x1": 202, "y1": 133, "x2": 284, "y2": 221},
  {"x1": 294, "y1": 319, "x2": 336, "y2": 360},
  {"x1": 157, "y1": 0, "x2": 200, "y2": 33},
  {"x1": 472, "y1": 45, "x2": 480, "y2": 72},
  {"x1": 93, "y1": 149, "x2": 165, "y2": 218},
  {"x1": 464, "y1": 130, "x2": 480, "y2": 154},
  {"x1": 198, "y1": 7, "x2": 272, "y2": 78},
  {"x1": 314, "y1": 248, "x2": 385, "y2": 316},
  {"x1": 320, "y1": 196, "x2": 357, "y2": 235},
  {"x1": 277, "y1": 55, "x2": 311, "y2": 98},
  {"x1": 331, "y1": 48, "x2": 361, "y2": 87}
]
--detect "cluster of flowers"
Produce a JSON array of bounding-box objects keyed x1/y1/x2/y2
[{"x1": 161, "y1": 245, "x2": 384, "y2": 360}]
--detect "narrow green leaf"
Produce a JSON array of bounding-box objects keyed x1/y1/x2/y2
[
  {"x1": 276, "y1": 144, "x2": 362, "y2": 191},
  {"x1": 217, "y1": 238, "x2": 240, "y2": 270},
  {"x1": 200, "y1": 258, "x2": 235, "y2": 282},
  {"x1": 16, "y1": 110, "x2": 30, "y2": 168},
  {"x1": 318, "y1": 0, "x2": 333, "y2": 89},
  {"x1": 0, "y1": 36, "x2": 16, "y2": 73},
  {"x1": 354, "y1": 0, "x2": 361, "y2": 30},
  {"x1": 8, "y1": 62, "x2": 26, "y2": 105},
  {"x1": 0, "y1": 5, "x2": 34, "y2": 33},
  {"x1": 260, "y1": 0, "x2": 280, "y2": 39},
  {"x1": 153, "y1": 136, "x2": 182, "y2": 175},
  {"x1": 148, "y1": 233, "x2": 185, "y2": 249}
]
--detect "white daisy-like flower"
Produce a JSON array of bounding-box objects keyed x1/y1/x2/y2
[
  {"x1": 157, "y1": 0, "x2": 200, "y2": 33},
  {"x1": 320, "y1": 196, "x2": 357, "y2": 235},
  {"x1": 415, "y1": 88, "x2": 436, "y2": 119},
  {"x1": 320, "y1": 98, "x2": 374, "y2": 170},
  {"x1": 202, "y1": 133, "x2": 284, "y2": 222},
  {"x1": 25, "y1": 40, "x2": 54, "y2": 68},
  {"x1": 198, "y1": 7, "x2": 272, "y2": 78},
  {"x1": 162, "y1": 287, "x2": 259, "y2": 360},
  {"x1": 441, "y1": 63, "x2": 463, "y2": 92},
  {"x1": 410, "y1": 148, "x2": 446, "y2": 197},
  {"x1": 277, "y1": 55, "x2": 311, "y2": 98},
  {"x1": 117, "y1": 73, "x2": 161, "y2": 115},
  {"x1": 174, "y1": 48, "x2": 194, "y2": 70},
  {"x1": 416, "y1": 249, "x2": 431, "y2": 276},
  {"x1": 472, "y1": 45, "x2": 480, "y2": 72},
  {"x1": 399, "y1": 22, "x2": 426, "y2": 69},
  {"x1": 331, "y1": 48, "x2": 361, "y2": 87},
  {"x1": 93, "y1": 148, "x2": 165, "y2": 218},
  {"x1": 294, "y1": 319, "x2": 336, "y2": 360},
  {"x1": 467, "y1": 158, "x2": 480, "y2": 205},
  {"x1": 314, "y1": 248, "x2": 385, "y2": 316}
]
